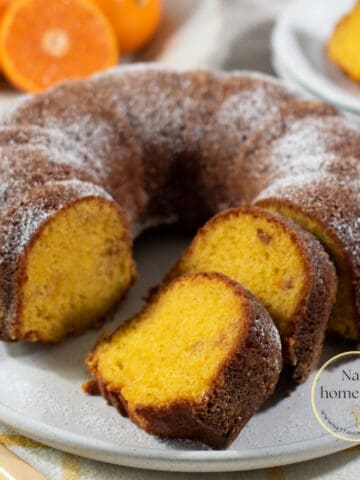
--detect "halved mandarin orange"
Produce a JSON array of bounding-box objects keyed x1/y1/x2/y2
[
  {"x1": 0, "y1": 0, "x2": 11, "y2": 69},
  {"x1": 94, "y1": 0, "x2": 162, "y2": 54},
  {"x1": 0, "y1": 0, "x2": 11, "y2": 21},
  {"x1": 0, "y1": 0, "x2": 119, "y2": 92}
]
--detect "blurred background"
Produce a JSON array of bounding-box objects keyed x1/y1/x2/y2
[{"x1": 0, "y1": 0, "x2": 359, "y2": 122}]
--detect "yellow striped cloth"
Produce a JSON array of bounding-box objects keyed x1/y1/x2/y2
[{"x1": 1, "y1": 424, "x2": 360, "y2": 480}]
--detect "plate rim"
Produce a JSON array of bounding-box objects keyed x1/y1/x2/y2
[
  {"x1": 272, "y1": 53, "x2": 312, "y2": 96},
  {"x1": 0, "y1": 399, "x2": 352, "y2": 472}
]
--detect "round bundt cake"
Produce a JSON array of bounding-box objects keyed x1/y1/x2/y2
[
  {"x1": 86, "y1": 272, "x2": 282, "y2": 450},
  {"x1": 0, "y1": 64, "x2": 358, "y2": 345}
]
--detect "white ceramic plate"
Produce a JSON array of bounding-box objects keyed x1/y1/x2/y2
[
  {"x1": 272, "y1": 0, "x2": 360, "y2": 115},
  {"x1": 0, "y1": 229, "x2": 353, "y2": 472},
  {"x1": 272, "y1": 53, "x2": 360, "y2": 127},
  {"x1": 272, "y1": 54, "x2": 312, "y2": 96},
  {"x1": 0, "y1": 0, "x2": 224, "y2": 109}
]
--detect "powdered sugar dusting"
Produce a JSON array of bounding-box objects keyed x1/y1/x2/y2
[
  {"x1": 1, "y1": 179, "x2": 111, "y2": 260},
  {"x1": 0, "y1": 67, "x2": 358, "y2": 262},
  {"x1": 263, "y1": 118, "x2": 339, "y2": 178},
  {"x1": 256, "y1": 172, "x2": 327, "y2": 199},
  {"x1": 93, "y1": 62, "x2": 172, "y2": 80},
  {"x1": 0, "y1": 66, "x2": 358, "y2": 452},
  {"x1": 217, "y1": 85, "x2": 286, "y2": 134},
  {"x1": 8, "y1": 201, "x2": 58, "y2": 256},
  {"x1": 0, "y1": 95, "x2": 29, "y2": 123},
  {"x1": 0, "y1": 65, "x2": 358, "y2": 346},
  {"x1": 28, "y1": 116, "x2": 117, "y2": 177},
  {"x1": 98, "y1": 68, "x2": 190, "y2": 156},
  {"x1": 0, "y1": 127, "x2": 88, "y2": 171}
]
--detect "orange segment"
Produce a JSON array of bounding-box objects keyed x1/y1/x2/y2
[
  {"x1": 0, "y1": 0, "x2": 119, "y2": 92},
  {"x1": 94, "y1": 0, "x2": 162, "y2": 54}
]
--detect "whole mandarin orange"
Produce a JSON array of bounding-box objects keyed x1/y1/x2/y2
[{"x1": 94, "y1": 0, "x2": 162, "y2": 54}]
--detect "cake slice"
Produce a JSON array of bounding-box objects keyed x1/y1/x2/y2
[
  {"x1": 0, "y1": 181, "x2": 136, "y2": 342},
  {"x1": 86, "y1": 272, "x2": 282, "y2": 449},
  {"x1": 165, "y1": 207, "x2": 337, "y2": 382}
]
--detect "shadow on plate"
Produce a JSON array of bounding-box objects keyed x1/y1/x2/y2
[{"x1": 262, "y1": 335, "x2": 354, "y2": 413}]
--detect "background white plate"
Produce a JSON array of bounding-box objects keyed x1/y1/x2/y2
[
  {"x1": 272, "y1": 0, "x2": 360, "y2": 115},
  {"x1": 0, "y1": 0, "x2": 224, "y2": 109},
  {"x1": 0, "y1": 229, "x2": 353, "y2": 472},
  {"x1": 272, "y1": 52, "x2": 360, "y2": 127}
]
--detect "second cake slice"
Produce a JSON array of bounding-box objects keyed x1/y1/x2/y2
[
  {"x1": 86, "y1": 272, "x2": 282, "y2": 449},
  {"x1": 165, "y1": 207, "x2": 337, "y2": 382}
]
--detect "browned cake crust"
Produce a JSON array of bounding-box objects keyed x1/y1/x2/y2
[
  {"x1": 0, "y1": 65, "x2": 357, "y2": 343},
  {"x1": 86, "y1": 272, "x2": 283, "y2": 449},
  {"x1": 277, "y1": 217, "x2": 338, "y2": 382}
]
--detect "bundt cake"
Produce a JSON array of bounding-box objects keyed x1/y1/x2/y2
[
  {"x1": 162, "y1": 207, "x2": 337, "y2": 382},
  {"x1": 86, "y1": 272, "x2": 282, "y2": 449},
  {"x1": 328, "y1": 0, "x2": 360, "y2": 82},
  {"x1": 0, "y1": 65, "x2": 358, "y2": 345}
]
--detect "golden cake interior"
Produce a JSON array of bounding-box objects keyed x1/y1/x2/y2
[
  {"x1": 87, "y1": 274, "x2": 246, "y2": 409},
  {"x1": 259, "y1": 201, "x2": 357, "y2": 340},
  {"x1": 169, "y1": 210, "x2": 309, "y2": 336},
  {"x1": 17, "y1": 197, "x2": 136, "y2": 342}
]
